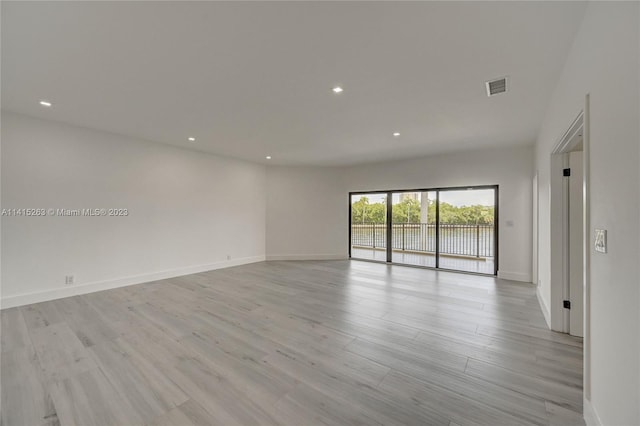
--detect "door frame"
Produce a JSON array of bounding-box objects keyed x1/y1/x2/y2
[
  {"x1": 348, "y1": 184, "x2": 499, "y2": 276},
  {"x1": 547, "y1": 96, "x2": 591, "y2": 399},
  {"x1": 550, "y1": 110, "x2": 587, "y2": 331},
  {"x1": 532, "y1": 173, "x2": 539, "y2": 287}
]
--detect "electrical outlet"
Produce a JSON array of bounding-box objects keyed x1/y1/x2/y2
[{"x1": 65, "y1": 275, "x2": 75, "y2": 285}]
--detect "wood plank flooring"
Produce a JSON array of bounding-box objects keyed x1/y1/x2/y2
[{"x1": 1, "y1": 260, "x2": 584, "y2": 426}]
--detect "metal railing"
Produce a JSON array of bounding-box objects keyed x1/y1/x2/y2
[{"x1": 351, "y1": 223, "x2": 494, "y2": 258}]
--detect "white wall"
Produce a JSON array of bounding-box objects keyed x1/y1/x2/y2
[
  {"x1": 266, "y1": 145, "x2": 534, "y2": 282},
  {"x1": 534, "y1": 3, "x2": 639, "y2": 425},
  {"x1": 1, "y1": 112, "x2": 266, "y2": 308},
  {"x1": 266, "y1": 167, "x2": 346, "y2": 260}
]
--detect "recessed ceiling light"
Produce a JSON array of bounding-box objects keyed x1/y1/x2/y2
[
  {"x1": 393, "y1": 132, "x2": 401, "y2": 137},
  {"x1": 39, "y1": 100, "x2": 52, "y2": 107},
  {"x1": 188, "y1": 137, "x2": 196, "y2": 142},
  {"x1": 332, "y1": 87, "x2": 343, "y2": 94},
  {"x1": 266, "y1": 156, "x2": 272, "y2": 160}
]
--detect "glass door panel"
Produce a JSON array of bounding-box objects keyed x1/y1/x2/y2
[
  {"x1": 437, "y1": 188, "x2": 496, "y2": 274},
  {"x1": 350, "y1": 193, "x2": 388, "y2": 262},
  {"x1": 391, "y1": 191, "x2": 436, "y2": 267}
]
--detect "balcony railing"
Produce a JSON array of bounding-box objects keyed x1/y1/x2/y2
[{"x1": 351, "y1": 223, "x2": 494, "y2": 258}]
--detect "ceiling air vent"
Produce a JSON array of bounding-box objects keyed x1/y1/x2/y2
[{"x1": 485, "y1": 77, "x2": 508, "y2": 97}]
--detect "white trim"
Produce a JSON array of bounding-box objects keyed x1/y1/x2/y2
[
  {"x1": 583, "y1": 398, "x2": 603, "y2": 426},
  {"x1": 536, "y1": 286, "x2": 551, "y2": 329},
  {"x1": 497, "y1": 270, "x2": 532, "y2": 282},
  {"x1": 266, "y1": 254, "x2": 348, "y2": 261},
  {"x1": 532, "y1": 172, "x2": 539, "y2": 286},
  {"x1": 0, "y1": 255, "x2": 265, "y2": 309},
  {"x1": 552, "y1": 112, "x2": 584, "y2": 154},
  {"x1": 582, "y1": 94, "x2": 592, "y2": 400}
]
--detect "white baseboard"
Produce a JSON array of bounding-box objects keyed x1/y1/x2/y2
[
  {"x1": 536, "y1": 286, "x2": 551, "y2": 329},
  {"x1": 1, "y1": 255, "x2": 265, "y2": 309},
  {"x1": 497, "y1": 270, "x2": 532, "y2": 282},
  {"x1": 583, "y1": 398, "x2": 603, "y2": 426},
  {"x1": 266, "y1": 254, "x2": 348, "y2": 261}
]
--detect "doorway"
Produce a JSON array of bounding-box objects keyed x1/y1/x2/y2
[
  {"x1": 550, "y1": 112, "x2": 585, "y2": 337},
  {"x1": 349, "y1": 186, "x2": 498, "y2": 275}
]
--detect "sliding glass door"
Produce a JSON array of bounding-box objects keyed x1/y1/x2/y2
[
  {"x1": 438, "y1": 188, "x2": 497, "y2": 274},
  {"x1": 391, "y1": 191, "x2": 436, "y2": 267},
  {"x1": 349, "y1": 186, "x2": 497, "y2": 275},
  {"x1": 350, "y1": 192, "x2": 388, "y2": 262}
]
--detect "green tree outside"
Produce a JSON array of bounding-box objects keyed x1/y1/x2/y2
[
  {"x1": 352, "y1": 198, "x2": 494, "y2": 225},
  {"x1": 392, "y1": 198, "x2": 421, "y2": 223}
]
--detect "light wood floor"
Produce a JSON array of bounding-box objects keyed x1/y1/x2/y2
[{"x1": 1, "y1": 260, "x2": 584, "y2": 426}]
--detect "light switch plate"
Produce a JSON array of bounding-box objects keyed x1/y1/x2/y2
[{"x1": 595, "y1": 229, "x2": 607, "y2": 253}]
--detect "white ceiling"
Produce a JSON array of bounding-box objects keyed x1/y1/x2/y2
[{"x1": 2, "y1": 1, "x2": 586, "y2": 166}]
